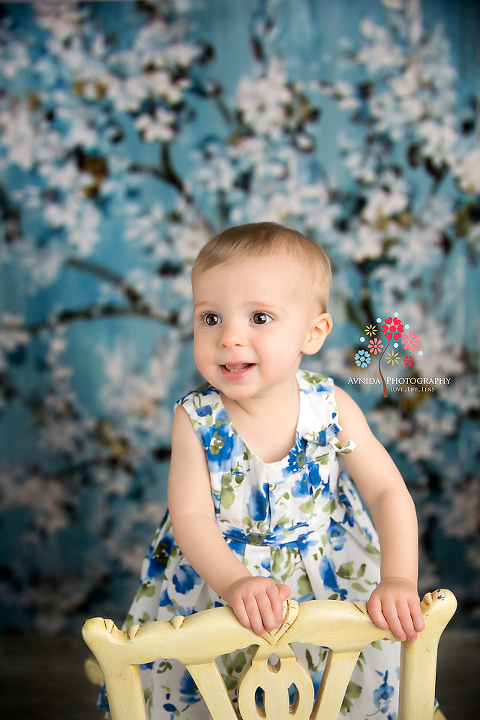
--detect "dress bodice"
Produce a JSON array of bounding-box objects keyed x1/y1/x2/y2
[{"x1": 175, "y1": 370, "x2": 355, "y2": 548}]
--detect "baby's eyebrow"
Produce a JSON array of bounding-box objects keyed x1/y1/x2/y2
[
  {"x1": 246, "y1": 301, "x2": 287, "y2": 313},
  {"x1": 193, "y1": 299, "x2": 288, "y2": 313},
  {"x1": 193, "y1": 300, "x2": 214, "y2": 309}
]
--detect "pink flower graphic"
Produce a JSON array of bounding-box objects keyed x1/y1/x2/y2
[
  {"x1": 368, "y1": 338, "x2": 384, "y2": 355},
  {"x1": 402, "y1": 332, "x2": 421, "y2": 352},
  {"x1": 382, "y1": 316, "x2": 404, "y2": 341},
  {"x1": 404, "y1": 355, "x2": 414, "y2": 367}
]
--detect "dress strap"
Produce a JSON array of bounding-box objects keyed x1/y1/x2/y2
[
  {"x1": 297, "y1": 370, "x2": 356, "y2": 458},
  {"x1": 329, "y1": 437, "x2": 356, "y2": 455},
  {"x1": 175, "y1": 384, "x2": 245, "y2": 474}
]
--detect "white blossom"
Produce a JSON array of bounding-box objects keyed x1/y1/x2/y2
[
  {"x1": 340, "y1": 224, "x2": 384, "y2": 262},
  {"x1": 124, "y1": 203, "x2": 165, "y2": 254},
  {"x1": 388, "y1": 225, "x2": 442, "y2": 269},
  {"x1": 236, "y1": 57, "x2": 292, "y2": 139},
  {"x1": 370, "y1": 407, "x2": 411, "y2": 447},
  {"x1": 100, "y1": 340, "x2": 178, "y2": 436},
  {"x1": 343, "y1": 149, "x2": 377, "y2": 184},
  {"x1": 135, "y1": 108, "x2": 176, "y2": 143},
  {"x1": 0, "y1": 469, "x2": 72, "y2": 536},
  {"x1": 0, "y1": 314, "x2": 29, "y2": 352},
  {"x1": 33, "y1": 0, "x2": 85, "y2": 41},
  {"x1": 358, "y1": 22, "x2": 404, "y2": 72},
  {"x1": 417, "y1": 119, "x2": 457, "y2": 166},
  {"x1": 452, "y1": 147, "x2": 480, "y2": 194},
  {"x1": 196, "y1": 145, "x2": 235, "y2": 193},
  {"x1": 38, "y1": 160, "x2": 91, "y2": 196},
  {"x1": 146, "y1": 70, "x2": 188, "y2": 104},
  {"x1": 442, "y1": 479, "x2": 480, "y2": 541},
  {"x1": 44, "y1": 193, "x2": 101, "y2": 256},
  {"x1": 107, "y1": 75, "x2": 149, "y2": 113},
  {"x1": 419, "y1": 195, "x2": 455, "y2": 232},
  {"x1": 102, "y1": 500, "x2": 165, "y2": 573},
  {"x1": 0, "y1": 38, "x2": 29, "y2": 79},
  {"x1": 0, "y1": 102, "x2": 36, "y2": 170},
  {"x1": 441, "y1": 375, "x2": 480, "y2": 414},
  {"x1": 362, "y1": 188, "x2": 409, "y2": 224},
  {"x1": 168, "y1": 219, "x2": 210, "y2": 264},
  {"x1": 165, "y1": 42, "x2": 201, "y2": 68}
]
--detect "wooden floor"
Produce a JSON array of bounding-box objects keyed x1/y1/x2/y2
[{"x1": 0, "y1": 630, "x2": 478, "y2": 719}]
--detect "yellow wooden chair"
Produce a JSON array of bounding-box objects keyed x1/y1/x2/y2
[{"x1": 82, "y1": 588, "x2": 456, "y2": 720}]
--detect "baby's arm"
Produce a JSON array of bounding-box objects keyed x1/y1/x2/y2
[
  {"x1": 168, "y1": 406, "x2": 290, "y2": 636},
  {"x1": 335, "y1": 388, "x2": 425, "y2": 641}
]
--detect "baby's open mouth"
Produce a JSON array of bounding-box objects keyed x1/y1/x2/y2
[{"x1": 222, "y1": 363, "x2": 255, "y2": 373}]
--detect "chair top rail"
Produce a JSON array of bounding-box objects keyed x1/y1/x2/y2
[{"x1": 82, "y1": 589, "x2": 457, "y2": 670}]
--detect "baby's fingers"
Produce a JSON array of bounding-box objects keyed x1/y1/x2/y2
[
  {"x1": 371, "y1": 596, "x2": 408, "y2": 641},
  {"x1": 388, "y1": 596, "x2": 425, "y2": 641},
  {"x1": 369, "y1": 596, "x2": 422, "y2": 642},
  {"x1": 409, "y1": 597, "x2": 425, "y2": 635},
  {"x1": 244, "y1": 589, "x2": 279, "y2": 636},
  {"x1": 226, "y1": 584, "x2": 265, "y2": 635},
  {"x1": 230, "y1": 597, "x2": 254, "y2": 633},
  {"x1": 388, "y1": 600, "x2": 416, "y2": 641},
  {"x1": 366, "y1": 594, "x2": 389, "y2": 632},
  {"x1": 226, "y1": 579, "x2": 292, "y2": 637},
  {"x1": 266, "y1": 583, "x2": 290, "y2": 629}
]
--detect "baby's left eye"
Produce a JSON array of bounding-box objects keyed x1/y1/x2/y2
[{"x1": 251, "y1": 312, "x2": 272, "y2": 325}]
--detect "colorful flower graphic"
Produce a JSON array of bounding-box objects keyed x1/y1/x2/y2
[
  {"x1": 364, "y1": 324, "x2": 377, "y2": 337},
  {"x1": 402, "y1": 331, "x2": 421, "y2": 352},
  {"x1": 368, "y1": 338, "x2": 384, "y2": 355},
  {"x1": 354, "y1": 312, "x2": 424, "y2": 397},
  {"x1": 382, "y1": 316, "x2": 404, "y2": 340},
  {"x1": 386, "y1": 351, "x2": 400, "y2": 365},
  {"x1": 354, "y1": 349, "x2": 371, "y2": 368},
  {"x1": 354, "y1": 312, "x2": 425, "y2": 396}
]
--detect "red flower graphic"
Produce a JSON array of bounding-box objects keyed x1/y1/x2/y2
[
  {"x1": 404, "y1": 355, "x2": 414, "y2": 367},
  {"x1": 382, "y1": 316, "x2": 404, "y2": 340}
]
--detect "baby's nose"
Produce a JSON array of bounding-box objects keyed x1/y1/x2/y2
[{"x1": 219, "y1": 322, "x2": 247, "y2": 348}]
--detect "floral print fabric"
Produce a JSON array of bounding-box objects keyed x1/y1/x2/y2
[{"x1": 98, "y1": 370, "x2": 400, "y2": 719}]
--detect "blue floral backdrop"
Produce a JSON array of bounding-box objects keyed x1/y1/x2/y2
[{"x1": 0, "y1": 0, "x2": 479, "y2": 633}]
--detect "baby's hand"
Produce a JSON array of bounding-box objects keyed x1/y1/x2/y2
[
  {"x1": 225, "y1": 577, "x2": 291, "y2": 636},
  {"x1": 367, "y1": 577, "x2": 425, "y2": 642}
]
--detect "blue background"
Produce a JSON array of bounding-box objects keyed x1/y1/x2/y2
[{"x1": 0, "y1": 0, "x2": 479, "y2": 633}]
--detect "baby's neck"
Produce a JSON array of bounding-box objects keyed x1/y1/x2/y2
[{"x1": 220, "y1": 383, "x2": 300, "y2": 464}]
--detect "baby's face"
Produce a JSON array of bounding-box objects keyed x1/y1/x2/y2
[{"x1": 192, "y1": 251, "x2": 324, "y2": 403}]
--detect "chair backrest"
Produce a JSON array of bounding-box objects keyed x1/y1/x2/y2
[{"x1": 82, "y1": 589, "x2": 456, "y2": 720}]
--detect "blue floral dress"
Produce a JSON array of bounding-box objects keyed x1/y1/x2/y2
[{"x1": 98, "y1": 370, "x2": 400, "y2": 719}]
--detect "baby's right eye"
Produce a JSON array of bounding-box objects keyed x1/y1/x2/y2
[{"x1": 202, "y1": 313, "x2": 221, "y2": 326}]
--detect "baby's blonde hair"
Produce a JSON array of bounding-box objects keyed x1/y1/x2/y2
[{"x1": 191, "y1": 222, "x2": 332, "y2": 312}]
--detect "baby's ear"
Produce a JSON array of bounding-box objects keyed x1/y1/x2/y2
[{"x1": 303, "y1": 313, "x2": 333, "y2": 355}]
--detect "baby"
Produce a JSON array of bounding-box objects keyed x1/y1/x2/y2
[{"x1": 99, "y1": 221, "x2": 425, "y2": 719}]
